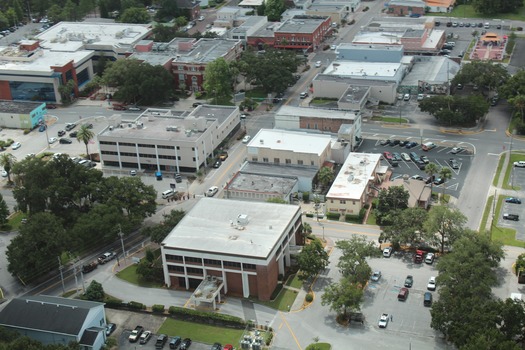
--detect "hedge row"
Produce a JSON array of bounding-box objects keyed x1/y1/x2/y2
[
  {"x1": 152, "y1": 304, "x2": 165, "y2": 313},
  {"x1": 168, "y1": 306, "x2": 246, "y2": 328},
  {"x1": 326, "y1": 212, "x2": 340, "y2": 220}
]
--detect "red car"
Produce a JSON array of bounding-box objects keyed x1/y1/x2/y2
[
  {"x1": 382, "y1": 151, "x2": 393, "y2": 161},
  {"x1": 224, "y1": 345, "x2": 234, "y2": 350},
  {"x1": 46, "y1": 104, "x2": 57, "y2": 109}
]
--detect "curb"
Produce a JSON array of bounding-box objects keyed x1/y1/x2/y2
[{"x1": 440, "y1": 127, "x2": 484, "y2": 135}]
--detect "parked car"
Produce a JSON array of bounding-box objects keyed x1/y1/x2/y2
[
  {"x1": 371, "y1": 271, "x2": 382, "y2": 282},
  {"x1": 213, "y1": 160, "x2": 221, "y2": 168},
  {"x1": 382, "y1": 151, "x2": 393, "y2": 161},
  {"x1": 411, "y1": 175, "x2": 424, "y2": 181},
  {"x1": 97, "y1": 252, "x2": 116, "y2": 264},
  {"x1": 505, "y1": 197, "x2": 522, "y2": 204},
  {"x1": 105, "y1": 323, "x2": 116, "y2": 336},
  {"x1": 405, "y1": 141, "x2": 418, "y2": 149},
  {"x1": 401, "y1": 152, "x2": 410, "y2": 161},
  {"x1": 192, "y1": 102, "x2": 203, "y2": 107},
  {"x1": 416, "y1": 160, "x2": 426, "y2": 170},
  {"x1": 180, "y1": 338, "x2": 192, "y2": 349},
  {"x1": 140, "y1": 331, "x2": 152, "y2": 344},
  {"x1": 39, "y1": 124, "x2": 47, "y2": 132},
  {"x1": 59, "y1": 138, "x2": 73, "y2": 144},
  {"x1": 378, "y1": 313, "x2": 389, "y2": 328},
  {"x1": 404, "y1": 275, "x2": 413, "y2": 288},
  {"x1": 514, "y1": 161, "x2": 525, "y2": 168},
  {"x1": 242, "y1": 135, "x2": 251, "y2": 143},
  {"x1": 206, "y1": 186, "x2": 219, "y2": 197},
  {"x1": 403, "y1": 93, "x2": 410, "y2": 101},
  {"x1": 128, "y1": 106, "x2": 141, "y2": 111},
  {"x1": 211, "y1": 343, "x2": 222, "y2": 350},
  {"x1": 58, "y1": 130, "x2": 65, "y2": 137},
  {"x1": 156, "y1": 334, "x2": 168, "y2": 349},
  {"x1": 315, "y1": 61, "x2": 322, "y2": 68},
  {"x1": 425, "y1": 252, "x2": 435, "y2": 264},
  {"x1": 450, "y1": 147, "x2": 463, "y2": 154},
  {"x1": 48, "y1": 137, "x2": 58, "y2": 144},
  {"x1": 198, "y1": 15, "x2": 205, "y2": 21},
  {"x1": 420, "y1": 155, "x2": 429, "y2": 164},
  {"x1": 449, "y1": 158, "x2": 460, "y2": 169},
  {"x1": 503, "y1": 213, "x2": 519, "y2": 221},
  {"x1": 383, "y1": 246, "x2": 393, "y2": 258},
  {"x1": 392, "y1": 152, "x2": 402, "y2": 162},
  {"x1": 434, "y1": 177, "x2": 445, "y2": 185},
  {"x1": 69, "y1": 131, "x2": 78, "y2": 138},
  {"x1": 398, "y1": 287, "x2": 409, "y2": 301},
  {"x1": 223, "y1": 345, "x2": 234, "y2": 350},
  {"x1": 300, "y1": 91, "x2": 309, "y2": 99},
  {"x1": 427, "y1": 276, "x2": 437, "y2": 291},
  {"x1": 380, "y1": 139, "x2": 391, "y2": 146},
  {"x1": 169, "y1": 336, "x2": 182, "y2": 349},
  {"x1": 65, "y1": 123, "x2": 76, "y2": 131}
]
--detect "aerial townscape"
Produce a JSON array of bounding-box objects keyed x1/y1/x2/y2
[{"x1": 1, "y1": 0, "x2": 525, "y2": 349}]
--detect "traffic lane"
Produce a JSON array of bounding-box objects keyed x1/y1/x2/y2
[{"x1": 364, "y1": 255, "x2": 440, "y2": 340}]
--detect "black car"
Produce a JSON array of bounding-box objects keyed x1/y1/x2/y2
[
  {"x1": 434, "y1": 177, "x2": 445, "y2": 185},
  {"x1": 416, "y1": 160, "x2": 426, "y2": 170},
  {"x1": 446, "y1": 22, "x2": 452, "y2": 27},
  {"x1": 391, "y1": 139, "x2": 400, "y2": 146},
  {"x1": 399, "y1": 140, "x2": 408, "y2": 147},
  {"x1": 211, "y1": 343, "x2": 222, "y2": 350},
  {"x1": 406, "y1": 141, "x2": 418, "y2": 149},
  {"x1": 58, "y1": 130, "x2": 65, "y2": 137},
  {"x1": 59, "y1": 138, "x2": 73, "y2": 144},
  {"x1": 84, "y1": 123, "x2": 94, "y2": 129},
  {"x1": 503, "y1": 213, "x2": 519, "y2": 221},
  {"x1": 435, "y1": 21, "x2": 441, "y2": 26},
  {"x1": 106, "y1": 323, "x2": 116, "y2": 336},
  {"x1": 404, "y1": 275, "x2": 414, "y2": 288},
  {"x1": 213, "y1": 160, "x2": 221, "y2": 168},
  {"x1": 490, "y1": 97, "x2": 499, "y2": 106},
  {"x1": 65, "y1": 123, "x2": 76, "y2": 131},
  {"x1": 192, "y1": 102, "x2": 203, "y2": 107},
  {"x1": 69, "y1": 131, "x2": 78, "y2": 138},
  {"x1": 505, "y1": 197, "x2": 522, "y2": 204},
  {"x1": 180, "y1": 338, "x2": 192, "y2": 350}
]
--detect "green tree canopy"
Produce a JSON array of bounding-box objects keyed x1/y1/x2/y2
[
  {"x1": 419, "y1": 95, "x2": 489, "y2": 126},
  {"x1": 423, "y1": 205, "x2": 466, "y2": 253},
  {"x1": 296, "y1": 239, "x2": 329, "y2": 281},
  {"x1": 119, "y1": 7, "x2": 150, "y2": 24},
  {"x1": 374, "y1": 185, "x2": 409, "y2": 225},
  {"x1": 321, "y1": 277, "x2": 364, "y2": 319},
  {"x1": 264, "y1": 0, "x2": 285, "y2": 21},
  {"x1": 203, "y1": 57, "x2": 233, "y2": 103},
  {"x1": 84, "y1": 280, "x2": 105, "y2": 301},
  {"x1": 382, "y1": 207, "x2": 428, "y2": 246},
  {"x1": 336, "y1": 236, "x2": 379, "y2": 285},
  {"x1": 452, "y1": 61, "x2": 509, "y2": 93},
  {"x1": 472, "y1": 0, "x2": 523, "y2": 15}
]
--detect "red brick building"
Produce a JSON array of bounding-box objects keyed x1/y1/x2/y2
[
  {"x1": 161, "y1": 198, "x2": 303, "y2": 301},
  {"x1": 247, "y1": 15, "x2": 333, "y2": 52},
  {"x1": 386, "y1": 0, "x2": 426, "y2": 16}
]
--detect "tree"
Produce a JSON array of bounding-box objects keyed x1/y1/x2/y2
[
  {"x1": 6, "y1": 212, "x2": 69, "y2": 282},
  {"x1": 142, "y1": 209, "x2": 185, "y2": 244},
  {"x1": 374, "y1": 186, "x2": 409, "y2": 225},
  {"x1": 155, "y1": 0, "x2": 179, "y2": 21},
  {"x1": 75, "y1": 124, "x2": 95, "y2": 160},
  {"x1": 438, "y1": 166, "x2": 453, "y2": 199},
  {"x1": 336, "y1": 236, "x2": 380, "y2": 285},
  {"x1": 0, "y1": 193, "x2": 10, "y2": 227},
  {"x1": 266, "y1": 197, "x2": 286, "y2": 203},
  {"x1": 424, "y1": 162, "x2": 439, "y2": 193},
  {"x1": 423, "y1": 205, "x2": 466, "y2": 253},
  {"x1": 84, "y1": 280, "x2": 105, "y2": 301},
  {"x1": 317, "y1": 166, "x2": 334, "y2": 189},
  {"x1": 419, "y1": 95, "x2": 489, "y2": 126},
  {"x1": 61, "y1": 0, "x2": 79, "y2": 21},
  {"x1": 58, "y1": 80, "x2": 76, "y2": 103},
  {"x1": 508, "y1": 94, "x2": 525, "y2": 122},
  {"x1": 321, "y1": 277, "x2": 364, "y2": 320},
  {"x1": 203, "y1": 58, "x2": 233, "y2": 103},
  {"x1": 296, "y1": 239, "x2": 329, "y2": 281},
  {"x1": 515, "y1": 253, "x2": 525, "y2": 276},
  {"x1": 472, "y1": 0, "x2": 523, "y2": 15},
  {"x1": 382, "y1": 207, "x2": 427, "y2": 246},
  {"x1": 264, "y1": 0, "x2": 285, "y2": 21},
  {"x1": 0, "y1": 153, "x2": 16, "y2": 183},
  {"x1": 136, "y1": 248, "x2": 163, "y2": 282},
  {"x1": 500, "y1": 70, "x2": 525, "y2": 100},
  {"x1": 452, "y1": 61, "x2": 509, "y2": 94},
  {"x1": 119, "y1": 7, "x2": 150, "y2": 23}
]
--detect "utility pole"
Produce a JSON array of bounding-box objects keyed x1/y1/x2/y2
[
  {"x1": 118, "y1": 224, "x2": 126, "y2": 266},
  {"x1": 58, "y1": 256, "x2": 66, "y2": 294}
]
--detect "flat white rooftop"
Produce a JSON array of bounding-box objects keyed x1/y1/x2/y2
[
  {"x1": 248, "y1": 128, "x2": 333, "y2": 156},
  {"x1": 162, "y1": 198, "x2": 300, "y2": 258},
  {"x1": 326, "y1": 153, "x2": 381, "y2": 200},
  {"x1": 0, "y1": 47, "x2": 92, "y2": 73},
  {"x1": 323, "y1": 61, "x2": 402, "y2": 77},
  {"x1": 276, "y1": 105, "x2": 358, "y2": 120},
  {"x1": 353, "y1": 32, "x2": 403, "y2": 44},
  {"x1": 36, "y1": 22, "x2": 151, "y2": 52}
]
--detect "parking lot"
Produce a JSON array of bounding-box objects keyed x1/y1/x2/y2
[
  {"x1": 362, "y1": 252, "x2": 442, "y2": 339},
  {"x1": 360, "y1": 139, "x2": 473, "y2": 196}
]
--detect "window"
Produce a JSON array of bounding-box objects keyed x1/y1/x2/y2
[
  {"x1": 185, "y1": 257, "x2": 202, "y2": 264},
  {"x1": 340, "y1": 200, "x2": 346, "y2": 204},
  {"x1": 223, "y1": 261, "x2": 241, "y2": 268},
  {"x1": 252, "y1": 157, "x2": 258, "y2": 162},
  {"x1": 243, "y1": 263, "x2": 256, "y2": 270},
  {"x1": 167, "y1": 265, "x2": 184, "y2": 272},
  {"x1": 186, "y1": 267, "x2": 203, "y2": 274},
  {"x1": 177, "y1": 146, "x2": 180, "y2": 150},
  {"x1": 192, "y1": 147, "x2": 195, "y2": 151},
  {"x1": 179, "y1": 73, "x2": 184, "y2": 80},
  {"x1": 274, "y1": 158, "x2": 279, "y2": 164},
  {"x1": 285, "y1": 159, "x2": 291, "y2": 164},
  {"x1": 203, "y1": 259, "x2": 221, "y2": 266},
  {"x1": 178, "y1": 65, "x2": 184, "y2": 71},
  {"x1": 263, "y1": 157, "x2": 269, "y2": 163},
  {"x1": 165, "y1": 254, "x2": 183, "y2": 261},
  {"x1": 298, "y1": 160, "x2": 304, "y2": 165},
  {"x1": 311, "y1": 161, "x2": 315, "y2": 166}
]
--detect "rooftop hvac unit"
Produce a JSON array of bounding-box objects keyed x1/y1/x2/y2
[
  {"x1": 120, "y1": 124, "x2": 124, "y2": 128},
  {"x1": 109, "y1": 126, "x2": 113, "y2": 130}
]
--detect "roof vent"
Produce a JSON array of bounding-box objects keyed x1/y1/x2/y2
[
  {"x1": 237, "y1": 214, "x2": 249, "y2": 225},
  {"x1": 259, "y1": 139, "x2": 264, "y2": 144}
]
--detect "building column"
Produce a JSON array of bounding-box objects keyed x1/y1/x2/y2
[
  {"x1": 241, "y1": 272, "x2": 250, "y2": 298},
  {"x1": 117, "y1": 142, "x2": 122, "y2": 169},
  {"x1": 134, "y1": 144, "x2": 140, "y2": 170},
  {"x1": 278, "y1": 254, "x2": 285, "y2": 276},
  {"x1": 155, "y1": 145, "x2": 161, "y2": 172},
  {"x1": 284, "y1": 244, "x2": 291, "y2": 268},
  {"x1": 222, "y1": 270, "x2": 228, "y2": 294}
]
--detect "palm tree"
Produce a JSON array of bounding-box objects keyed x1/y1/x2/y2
[
  {"x1": 439, "y1": 167, "x2": 453, "y2": 202},
  {"x1": 424, "y1": 162, "x2": 439, "y2": 193},
  {"x1": 0, "y1": 153, "x2": 16, "y2": 183},
  {"x1": 76, "y1": 124, "x2": 95, "y2": 160},
  {"x1": 318, "y1": 166, "x2": 335, "y2": 189}
]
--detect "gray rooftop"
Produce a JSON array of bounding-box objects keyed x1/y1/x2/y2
[
  {"x1": 99, "y1": 105, "x2": 237, "y2": 141},
  {"x1": 277, "y1": 15, "x2": 330, "y2": 34},
  {"x1": 339, "y1": 85, "x2": 369, "y2": 103},
  {"x1": 403, "y1": 29, "x2": 425, "y2": 38},
  {"x1": 227, "y1": 173, "x2": 297, "y2": 194},
  {"x1": 403, "y1": 56, "x2": 460, "y2": 86},
  {"x1": 0, "y1": 101, "x2": 44, "y2": 114},
  {"x1": 315, "y1": 74, "x2": 397, "y2": 87},
  {"x1": 241, "y1": 161, "x2": 319, "y2": 178},
  {"x1": 276, "y1": 105, "x2": 358, "y2": 120},
  {"x1": 252, "y1": 22, "x2": 282, "y2": 38},
  {"x1": 162, "y1": 198, "x2": 301, "y2": 259}
]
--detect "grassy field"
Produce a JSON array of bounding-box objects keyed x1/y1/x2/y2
[
  {"x1": 257, "y1": 286, "x2": 299, "y2": 311},
  {"x1": 285, "y1": 274, "x2": 304, "y2": 289},
  {"x1": 479, "y1": 195, "x2": 493, "y2": 234},
  {"x1": 371, "y1": 116, "x2": 408, "y2": 123},
  {"x1": 157, "y1": 318, "x2": 245, "y2": 346},
  {"x1": 492, "y1": 153, "x2": 506, "y2": 186},
  {"x1": 431, "y1": 5, "x2": 525, "y2": 20},
  {"x1": 306, "y1": 343, "x2": 332, "y2": 350},
  {"x1": 502, "y1": 152, "x2": 525, "y2": 190},
  {"x1": 116, "y1": 264, "x2": 164, "y2": 288}
]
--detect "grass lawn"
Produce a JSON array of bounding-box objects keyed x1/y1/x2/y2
[
  {"x1": 492, "y1": 153, "x2": 506, "y2": 186},
  {"x1": 257, "y1": 286, "x2": 299, "y2": 311},
  {"x1": 157, "y1": 318, "x2": 244, "y2": 345},
  {"x1": 311, "y1": 98, "x2": 337, "y2": 105},
  {"x1": 245, "y1": 87, "x2": 267, "y2": 99},
  {"x1": 4, "y1": 211, "x2": 27, "y2": 232},
  {"x1": 116, "y1": 264, "x2": 164, "y2": 288},
  {"x1": 479, "y1": 195, "x2": 493, "y2": 234},
  {"x1": 431, "y1": 5, "x2": 525, "y2": 20},
  {"x1": 285, "y1": 274, "x2": 304, "y2": 289},
  {"x1": 366, "y1": 212, "x2": 377, "y2": 225},
  {"x1": 371, "y1": 116, "x2": 408, "y2": 124},
  {"x1": 502, "y1": 152, "x2": 525, "y2": 190}
]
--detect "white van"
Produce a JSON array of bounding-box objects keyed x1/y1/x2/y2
[{"x1": 161, "y1": 189, "x2": 175, "y2": 199}]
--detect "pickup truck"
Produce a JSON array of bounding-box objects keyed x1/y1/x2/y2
[
  {"x1": 97, "y1": 252, "x2": 116, "y2": 264},
  {"x1": 128, "y1": 325, "x2": 144, "y2": 342}
]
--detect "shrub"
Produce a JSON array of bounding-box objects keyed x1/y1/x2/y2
[
  {"x1": 167, "y1": 306, "x2": 245, "y2": 326},
  {"x1": 23, "y1": 129, "x2": 30, "y2": 135},
  {"x1": 305, "y1": 293, "x2": 313, "y2": 302},
  {"x1": 326, "y1": 212, "x2": 340, "y2": 220},
  {"x1": 305, "y1": 213, "x2": 314, "y2": 218},
  {"x1": 363, "y1": 6, "x2": 369, "y2": 11},
  {"x1": 127, "y1": 301, "x2": 146, "y2": 310},
  {"x1": 265, "y1": 332, "x2": 273, "y2": 345},
  {"x1": 345, "y1": 214, "x2": 361, "y2": 223},
  {"x1": 302, "y1": 192, "x2": 310, "y2": 203},
  {"x1": 363, "y1": 203, "x2": 370, "y2": 209},
  {"x1": 359, "y1": 207, "x2": 366, "y2": 220},
  {"x1": 104, "y1": 299, "x2": 124, "y2": 308},
  {"x1": 152, "y1": 304, "x2": 165, "y2": 313}
]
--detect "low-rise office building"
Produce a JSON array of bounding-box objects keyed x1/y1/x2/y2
[
  {"x1": 386, "y1": 0, "x2": 426, "y2": 16},
  {"x1": 326, "y1": 152, "x2": 381, "y2": 215},
  {"x1": 0, "y1": 101, "x2": 48, "y2": 129},
  {"x1": 98, "y1": 105, "x2": 240, "y2": 173},
  {"x1": 161, "y1": 198, "x2": 303, "y2": 300},
  {"x1": 225, "y1": 172, "x2": 299, "y2": 202},
  {"x1": 238, "y1": 161, "x2": 319, "y2": 192}
]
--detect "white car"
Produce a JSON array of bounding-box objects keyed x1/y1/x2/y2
[
  {"x1": 330, "y1": 44, "x2": 337, "y2": 50},
  {"x1": 378, "y1": 313, "x2": 389, "y2": 328},
  {"x1": 315, "y1": 61, "x2": 322, "y2": 68},
  {"x1": 425, "y1": 252, "x2": 435, "y2": 264},
  {"x1": 383, "y1": 246, "x2": 393, "y2": 258},
  {"x1": 11, "y1": 142, "x2": 21, "y2": 150},
  {"x1": 450, "y1": 147, "x2": 463, "y2": 154},
  {"x1": 1, "y1": 170, "x2": 7, "y2": 177},
  {"x1": 206, "y1": 186, "x2": 219, "y2": 197},
  {"x1": 198, "y1": 15, "x2": 205, "y2": 21},
  {"x1": 242, "y1": 135, "x2": 251, "y2": 143},
  {"x1": 417, "y1": 94, "x2": 424, "y2": 101},
  {"x1": 371, "y1": 271, "x2": 382, "y2": 282},
  {"x1": 514, "y1": 161, "x2": 525, "y2": 168},
  {"x1": 139, "y1": 331, "x2": 152, "y2": 344},
  {"x1": 48, "y1": 137, "x2": 58, "y2": 144},
  {"x1": 401, "y1": 153, "x2": 410, "y2": 161},
  {"x1": 427, "y1": 276, "x2": 437, "y2": 291}
]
